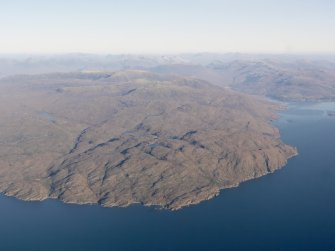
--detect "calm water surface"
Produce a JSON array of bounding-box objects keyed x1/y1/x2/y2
[{"x1": 1, "y1": 102, "x2": 335, "y2": 251}]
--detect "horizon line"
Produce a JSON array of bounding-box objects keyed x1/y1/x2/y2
[{"x1": 1, "y1": 51, "x2": 335, "y2": 57}]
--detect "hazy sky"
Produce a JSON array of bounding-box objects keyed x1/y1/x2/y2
[{"x1": 1, "y1": 0, "x2": 334, "y2": 54}]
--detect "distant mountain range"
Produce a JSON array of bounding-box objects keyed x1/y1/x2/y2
[{"x1": 1, "y1": 53, "x2": 335, "y2": 101}]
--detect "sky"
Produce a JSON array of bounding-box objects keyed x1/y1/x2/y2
[{"x1": 0, "y1": 0, "x2": 334, "y2": 54}]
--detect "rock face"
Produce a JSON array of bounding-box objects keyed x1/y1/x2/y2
[{"x1": 0, "y1": 71, "x2": 297, "y2": 209}]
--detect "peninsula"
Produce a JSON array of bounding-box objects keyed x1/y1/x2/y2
[{"x1": 0, "y1": 70, "x2": 297, "y2": 209}]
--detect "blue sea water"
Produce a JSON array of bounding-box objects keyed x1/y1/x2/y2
[{"x1": 1, "y1": 102, "x2": 335, "y2": 251}]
